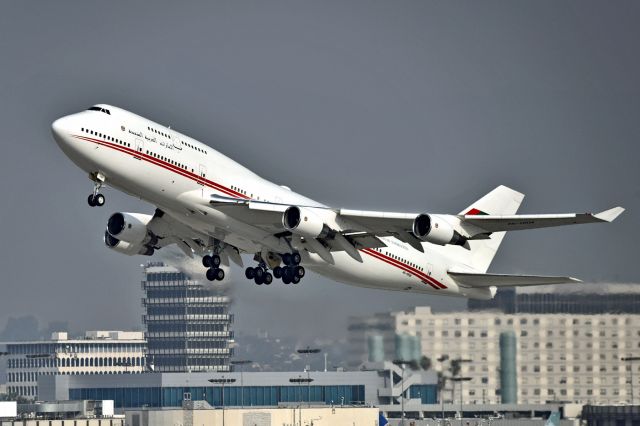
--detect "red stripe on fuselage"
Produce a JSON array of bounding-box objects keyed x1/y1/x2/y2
[
  {"x1": 360, "y1": 248, "x2": 447, "y2": 289},
  {"x1": 72, "y1": 134, "x2": 250, "y2": 199}
]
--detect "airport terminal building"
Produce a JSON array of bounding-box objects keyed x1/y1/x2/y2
[{"x1": 38, "y1": 362, "x2": 438, "y2": 417}]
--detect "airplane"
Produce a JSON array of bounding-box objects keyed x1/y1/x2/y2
[{"x1": 51, "y1": 104, "x2": 624, "y2": 299}]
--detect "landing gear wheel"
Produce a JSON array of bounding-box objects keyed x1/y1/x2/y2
[
  {"x1": 282, "y1": 253, "x2": 293, "y2": 266},
  {"x1": 203, "y1": 255, "x2": 213, "y2": 268},
  {"x1": 245, "y1": 267, "x2": 255, "y2": 280},
  {"x1": 94, "y1": 193, "x2": 105, "y2": 206},
  {"x1": 294, "y1": 266, "x2": 305, "y2": 278},
  {"x1": 215, "y1": 268, "x2": 225, "y2": 281},
  {"x1": 273, "y1": 266, "x2": 283, "y2": 279},
  {"x1": 206, "y1": 268, "x2": 216, "y2": 281},
  {"x1": 254, "y1": 275, "x2": 264, "y2": 285},
  {"x1": 264, "y1": 273, "x2": 273, "y2": 285},
  {"x1": 282, "y1": 275, "x2": 292, "y2": 285},
  {"x1": 254, "y1": 267, "x2": 265, "y2": 280},
  {"x1": 88, "y1": 195, "x2": 96, "y2": 207},
  {"x1": 211, "y1": 254, "x2": 221, "y2": 267},
  {"x1": 292, "y1": 252, "x2": 302, "y2": 265},
  {"x1": 292, "y1": 275, "x2": 300, "y2": 284}
]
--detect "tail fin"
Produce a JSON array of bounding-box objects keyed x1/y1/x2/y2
[{"x1": 459, "y1": 185, "x2": 524, "y2": 272}]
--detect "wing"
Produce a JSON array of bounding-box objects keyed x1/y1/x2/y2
[
  {"x1": 145, "y1": 209, "x2": 204, "y2": 257},
  {"x1": 146, "y1": 209, "x2": 243, "y2": 266},
  {"x1": 209, "y1": 190, "x2": 624, "y2": 259},
  {"x1": 449, "y1": 271, "x2": 581, "y2": 288},
  {"x1": 460, "y1": 206, "x2": 625, "y2": 234}
]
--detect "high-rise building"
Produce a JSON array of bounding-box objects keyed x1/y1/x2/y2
[
  {"x1": 142, "y1": 263, "x2": 233, "y2": 373},
  {"x1": 1, "y1": 330, "x2": 146, "y2": 399}
]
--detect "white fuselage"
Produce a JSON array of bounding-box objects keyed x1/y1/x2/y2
[{"x1": 52, "y1": 105, "x2": 476, "y2": 297}]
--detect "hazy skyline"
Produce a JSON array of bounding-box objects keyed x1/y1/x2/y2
[{"x1": 0, "y1": 1, "x2": 638, "y2": 342}]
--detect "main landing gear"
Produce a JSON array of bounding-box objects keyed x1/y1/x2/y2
[
  {"x1": 245, "y1": 253, "x2": 305, "y2": 286},
  {"x1": 245, "y1": 260, "x2": 273, "y2": 286},
  {"x1": 87, "y1": 175, "x2": 106, "y2": 207},
  {"x1": 203, "y1": 254, "x2": 225, "y2": 282}
]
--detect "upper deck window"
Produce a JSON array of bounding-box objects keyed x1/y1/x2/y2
[{"x1": 87, "y1": 106, "x2": 111, "y2": 115}]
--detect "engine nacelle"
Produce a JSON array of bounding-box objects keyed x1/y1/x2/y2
[
  {"x1": 412, "y1": 214, "x2": 467, "y2": 246},
  {"x1": 282, "y1": 206, "x2": 329, "y2": 239},
  {"x1": 104, "y1": 231, "x2": 154, "y2": 256},
  {"x1": 107, "y1": 212, "x2": 153, "y2": 245}
]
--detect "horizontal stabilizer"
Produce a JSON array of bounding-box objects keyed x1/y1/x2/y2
[{"x1": 449, "y1": 271, "x2": 581, "y2": 288}]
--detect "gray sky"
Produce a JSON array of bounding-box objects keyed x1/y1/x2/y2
[{"x1": 0, "y1": 1, "x2": 638, "y2": 342}]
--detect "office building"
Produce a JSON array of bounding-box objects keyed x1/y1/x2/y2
[
  {"x1": 349, "y1": 304, "x2": 640, "y2": 405},
  {"x1": 1, "y1": 331, "x2": 145, "y2": 399},
  {"x1": 142, "y1": 262, "x2": 233, "y2": 373}
]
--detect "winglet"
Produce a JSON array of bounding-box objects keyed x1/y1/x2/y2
[{"x1": 594, "y1": 206, "x2": 625, "y2": 222}]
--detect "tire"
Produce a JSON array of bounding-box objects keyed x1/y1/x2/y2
[
  {"x1": 295, "y1": 266, "x2": 305, "y2": 278},
  {"x1": 254, "y1": 267, "x2": 264, "y2": 280},
  {"x1": 202, "y1": 255, "x2": 212, "y2": 268},
  {"x1": 254, "y1": 275, "x2": 264, "y2": 285},
  {"x1": 292, "y1": 275, "x2": 300, "y2": 284},
  {"x1": 264, "y1": 273, "x2": 273, "y2": 285},
  {"x1": 273, "y1": 266, "x2": 282, "y2": 279},
  {"x1": 206, "y1": 269, "x2": 216, "y2": 281},
  {"x1": 215, "y1": 268, "x2": 225, "y2": 281},
  {"x1": 95, "y1": 193, "x2": 105, "y2": 206},
  {"x1": 87, "y1": 195, "x2": 96, "y2": 207},
  {"x1": 245, "y1": 267, "x2": 255, "y2": 279},
  {"x1": 292, "y1": 252, "x2": 301, "y2": 265},
  {"x1": 282, "y1": 253, "x2": 292, "y2": 266},
  {"x1": 282, "y1": 275, "x2": 291, "y2": 285},
  {"x1": 212, "y1": 255, "x2": 221, "y2": 267}
]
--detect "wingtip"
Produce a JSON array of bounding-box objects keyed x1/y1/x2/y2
[{"x1": 595, "y1": 206, "x2": 625, "y2": 222}]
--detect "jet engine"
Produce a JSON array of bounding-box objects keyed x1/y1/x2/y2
[
  {"x1": 104, "y1": 231, "x2": 154, "y2": 256},
  {"x1": 282, "y1": 206, "x2": 330, "y2": 239},
  {"x1": 104, "y1": 212, "x2": 156, "y2": 256},
  {"x1": 107, "y1": 212, "x2": 153, "y2": 245},
  {"x1": 412, "y1": 214, "x2": 467, "y2": 246}
]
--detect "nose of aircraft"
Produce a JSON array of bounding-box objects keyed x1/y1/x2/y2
[{"x1": 51, "y1": 115, "x2": 73, "y2": 147}]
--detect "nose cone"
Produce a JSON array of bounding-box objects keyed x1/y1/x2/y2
[{"x1": 51, "y1": 116, "x2": 72, "y2": 148}]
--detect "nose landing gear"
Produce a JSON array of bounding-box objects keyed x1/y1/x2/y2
[{"x1": 87, "y1": 173, "x2": 106, "y2": 207}]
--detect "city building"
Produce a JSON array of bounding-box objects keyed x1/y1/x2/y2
[
  {"x1": 142, "y1": 263, "x2": 233, "y2": 373},
  {"x1": 1, "y1": 331, "x2": 146, "y2": 399},
  {"x1": 349, "y1": 303, "x2": 640, "y2": 405}
]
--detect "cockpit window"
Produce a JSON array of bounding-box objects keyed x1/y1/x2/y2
[{"x1": 87, "y1": 106, "x2": 111, "y2": 115}]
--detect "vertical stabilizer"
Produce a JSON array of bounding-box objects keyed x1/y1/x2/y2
[{"x1": 459, "y1": 185, "x2": 524, "y2": 272}]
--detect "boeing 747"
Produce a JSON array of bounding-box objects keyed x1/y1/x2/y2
[{"x1": 51, "y1": 104, "x2": 624, "y2": 299}]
